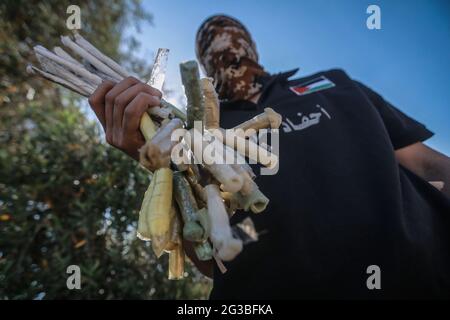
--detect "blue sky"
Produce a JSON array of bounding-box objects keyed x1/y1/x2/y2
[{"x1": 132, "y1": 0, "x2": 450, "y2": 154}]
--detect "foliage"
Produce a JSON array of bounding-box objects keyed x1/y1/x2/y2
[
  {"x1": 0, "y1": 0, "x2": 212, "y2": 299},
  {"x1": 0, "y1": 0, "x2": 152, "y2": 109}
]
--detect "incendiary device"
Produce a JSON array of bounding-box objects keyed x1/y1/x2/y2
[{"x1": 27, "y1": 33, "x2": 282, "y2": 279}]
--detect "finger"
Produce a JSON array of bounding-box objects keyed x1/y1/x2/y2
[
  {"x1": 113, "y1": 82, "x2": 162, "y2": 131},
  {"x1": 123, "y1": 92, "x2": 160, "y2": 135},
  {"x1": 146, "y1": 84, "x2": 163, "y2": 99},
  {"x1": 88, "y1": 81, "x2": 115, "y2": 129},
  {"x1": 104, "y1": 76, "x2": 139, "y2": 144},
  {"x1": 429, "y1": 181, "x2": 444, "y2": 191}
]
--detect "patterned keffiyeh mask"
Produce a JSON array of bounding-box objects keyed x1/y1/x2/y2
[{"x1": 196, "y1": 15, "x2": 268, "y2": 102}]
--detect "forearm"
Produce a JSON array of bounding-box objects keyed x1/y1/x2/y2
[
  {"x1": 422, "y1": 153, "x2": 450, "y2": 197},
  {"x1": 396, "y1": 143, "x2": 450, "y2": 197}
]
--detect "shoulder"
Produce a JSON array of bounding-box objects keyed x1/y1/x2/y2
[
  {"x1": 321, "y1": 68, "x2": 350, "y2": 78},
  {"x1": 287, "y1": 68, "x2": 354, "y2": 87}
]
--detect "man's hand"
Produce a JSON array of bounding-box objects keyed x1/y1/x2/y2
[{"x1": 88, "y1": 77, "x2": 162, "y2": 160}]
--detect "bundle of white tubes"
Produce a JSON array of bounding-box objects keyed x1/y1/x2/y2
[{"x1": 27, "y1": 33, "x2": 282, "y2": 279}]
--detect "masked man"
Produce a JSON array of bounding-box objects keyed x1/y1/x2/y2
[{"x1": 89, "y1": 15, "x2": 450, "y2": 299}]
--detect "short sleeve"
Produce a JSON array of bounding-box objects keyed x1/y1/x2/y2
[{"x1": 354, "y1": 81, "x2": 434, "y2": 150}]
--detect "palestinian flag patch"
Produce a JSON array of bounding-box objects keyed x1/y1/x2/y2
[{"x1": 289, "y1": 76, "x2": 335, "y2": 96}]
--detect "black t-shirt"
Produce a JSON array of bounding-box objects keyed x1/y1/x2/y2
[{"x1": 210, "y1": 68, "x2": 450, "y2": 299}]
